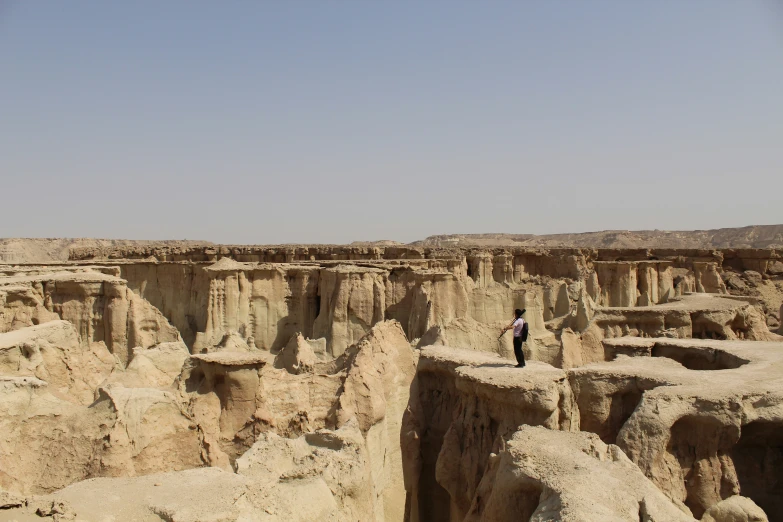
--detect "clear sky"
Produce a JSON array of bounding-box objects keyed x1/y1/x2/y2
[{"x1": 1, "y1": 1, "x2": 782, "y2": 244}]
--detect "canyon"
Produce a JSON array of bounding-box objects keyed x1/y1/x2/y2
[{"x1": 1, "y1": 241, "x2": 782, "y2": 521}]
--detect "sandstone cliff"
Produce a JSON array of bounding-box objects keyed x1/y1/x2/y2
[
  {"x1": 400, "y1": 336, "x2": 782, "y2": 521},
  {"x1": 1, "y1": 244, "x2": 782, "y2": 522}
]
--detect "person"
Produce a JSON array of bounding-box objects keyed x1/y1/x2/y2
[{"x1": 500, "y1": 308, "x2": 527, "y2": 368}]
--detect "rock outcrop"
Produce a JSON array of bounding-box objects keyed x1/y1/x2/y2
[
  {"x1": 0, "y1": 320, "x2": 116, "y2": 405},
  {"x1": 402, "y1": 346, "x2": 577, "y2": 522},
  {"x1": 235, "y1": 420, "x2": 378, "y2": 521},
  {"x1": 467, "y1": 426, "x2": 696, "y2": 521},
  {"x1": 0, "y1": 377, "x2": 203, "y2": 495},
  {"x1": 179, "y1": 320, "x2": 416, "y2": 520},
  {"x1": 4, "y1": 421, "x2": 400, "y2": 522},
  {"x1": 600, "y1": 338, "x2": 783, "y2": 519},
  {"x1": 0, "y1": 320, "x2": 416, "y2": 522},
  {"x1": 103, "y1": 340, "x2": 190, "y2": 389},
  {"x1": 0, "y1": 268, "x2": 181, "y2": 366},
  {"x1": 701, "y1": 496, "x2": 769, "y2": 522},
  {"x1": 1, "y1": 243, "x2": 782, "y2": 522},
  {"x1": 401, "y1": 336, "x2": 783, "y2": 521},
  {"x1": 28, "y1": 246, "x2": 777, "y2": 363}
]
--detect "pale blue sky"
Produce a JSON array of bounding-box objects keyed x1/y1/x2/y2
[{"x1": 1, "y1": 1, "x2": 782, "y2": 243}]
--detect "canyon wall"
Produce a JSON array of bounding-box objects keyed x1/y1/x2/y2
[
  {"x1": 65, "y1": 246, "x2": 782, "y2": 361},
  {"x1": 401, "y1": 338, "x2": 783, "y2": 521},
  {"x1": 0, "y1": 267, "x2": 181, "y2": 366},
  {"x1": 1, "y1": 244, "x2": 782, "y2": 521}
]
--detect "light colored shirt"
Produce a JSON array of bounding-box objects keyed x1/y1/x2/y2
[{"x1": 512, "y1": 318, "x2": 525, "y2": 337}]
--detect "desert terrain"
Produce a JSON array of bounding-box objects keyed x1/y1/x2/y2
[
  {"x1": 1, "y1": 231, "x2": 782, "y2": 521},
  {"x1": 414, "y1": 224, "x2": 783, "y2": 249}
]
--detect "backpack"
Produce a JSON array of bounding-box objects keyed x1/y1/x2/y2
[{"x1": 521, "y1": 321, "x2": 529, "y2": 342}]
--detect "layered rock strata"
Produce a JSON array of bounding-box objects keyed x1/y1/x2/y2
[{"x1": 10, "y1": 246, "x2": 774, "y2": 363}]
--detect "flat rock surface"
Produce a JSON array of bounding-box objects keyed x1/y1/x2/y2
[
  {"x1": 419, "y1": 345, "x2": 506, "y2": 367},
  {"x1": 601, "y1": 293, "x2": 751, "y2": 312},
  {"x1": 0, "y1": 270, "x2": 124, "y2": 286},
  {"x1": 191, "y1": 351, "x2": 272, "y2": 366},
  {"x1": 456, "y1": 362, "x2": 566, "y2": 389},
  {"x1": 51, "y1": 467, "x2": 249, "y2": 522}
]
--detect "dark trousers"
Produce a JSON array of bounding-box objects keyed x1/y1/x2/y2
[{"x1": 513, "y1": 336, "x2": 526, "y2": 366}]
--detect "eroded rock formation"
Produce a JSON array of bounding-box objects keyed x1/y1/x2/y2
[
  {"x1": 0, "y1": 376, "x2": 201, "y2": 495},
  {"x1": 467, "y1": 426, "x2": 697, "y2": 521},
  {"x1": 402, "y1": 347, "x2": 577, "y2": 522},
  {"x1": 0, "y1": 243, "x2": 781, "y2": 521},
  {"x1": 0, "y1": 267, "x2": 181, "y2": 366}
]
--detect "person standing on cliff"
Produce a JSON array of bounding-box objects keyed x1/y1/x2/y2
[{"x1": 500, "y1": 308, "x2": 527, "y2": 368}]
